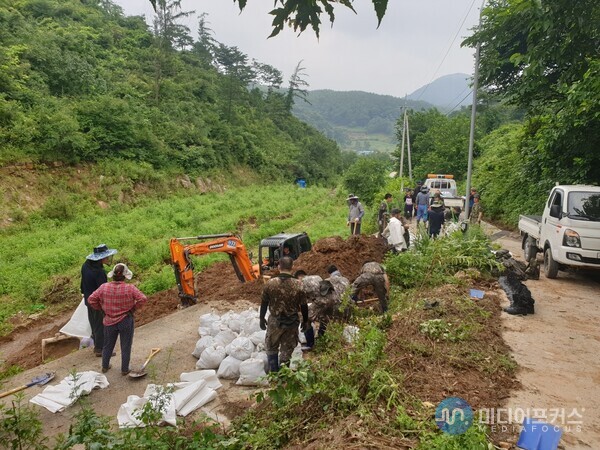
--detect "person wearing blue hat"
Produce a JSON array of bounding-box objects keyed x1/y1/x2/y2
[{"x1": 81, "y1": 244, "x2": 117, "y2": 357}]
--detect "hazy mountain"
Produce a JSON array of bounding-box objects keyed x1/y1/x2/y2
[
  {"x1": 406, "y1": 73, "x2": 471, "y2": 110},
  {"x1": 292, "y1": 90, "x2": 431, "y2": 153}
]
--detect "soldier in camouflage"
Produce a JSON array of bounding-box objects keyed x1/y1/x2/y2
[
  {"x1": 260, "y1": 256, "x2": 310, "y2": 372},
  {"x1": 350, "y1": 262, "x2": 390, "y2": 313},
  {"x1": 303, "y1": 279, "x2": 341, "y2": 350}
]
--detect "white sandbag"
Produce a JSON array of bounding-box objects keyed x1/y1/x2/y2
[
  {"x1": 298, "y1": 330, "x2": 307, "y2": 344},
  {"x1": 343, "y1": 325, "x2": 360, "y2": 343},
  {"x1": 251, "y1": 351, "x2": 269, "y2": 374},
  {"x1": 199, "y1": 312, "x2": 220, "y2": 329},
  {"x1": 208, "y1": 320, "x2": 224, "y2": 337},
  {"x1": 192, "y1": 336, "x2": 214, "y2": 359},
  {"x1": 225, "y1": 336, "x2": 255, "y2": 361},
  {"x1": 236, "y1": 358, "x2": 268, "y2": 386},
  {"x1": 239, "y1": 308, "x2": 258, "y2": 319},
  {"x1": 198, "y1": 326, "x2": 209, "y2": 337},
  {"x1": 216, "y1": 355, "x2": 242, "y2": 379},
  {"x1": 255, "y1": 342, "x2": 265, "y2": 352},
  {"x1": 178, "y1": 385, "x2": 217, "y2": 417},
  {"x1": 213, "y1": 329, "x2": 237, "y2": 348},
  {"x1": 59, "y1": 296, "x2": 92, "y2": 339},
  {"x1": 196, "y1": 345, "x2": 226, "y2": 369},
  {"x1": 221, "y1": 311, "x2": 243, "y2": 333},
  {"x1": 290, "y1": 344, "x2": 303, "y2": 370},
  {"x1": 241, "y1": 317, "x2": 261, "y2": 336},
  {"x1": 249, "y1": 330, "x2": 266, "y2": 346},
  {"x1": 180, "y1": 370, "x2": 222, "y2": 390}
]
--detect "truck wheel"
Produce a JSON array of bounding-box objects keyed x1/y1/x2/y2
[
  {"x1": 524, "y1": 237, "x2": 538, "y2": 261},
  {"x1": 544, "y1": 247, "x2": 559, "y2": 279}
]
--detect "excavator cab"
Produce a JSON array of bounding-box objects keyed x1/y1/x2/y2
[{"x1": 258, "y1": 232, "x2": 312, "y2": 274}]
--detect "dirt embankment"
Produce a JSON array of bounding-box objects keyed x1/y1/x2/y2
[{"x1": 0, "y1": 235, "x2": 388, "y2": 373}]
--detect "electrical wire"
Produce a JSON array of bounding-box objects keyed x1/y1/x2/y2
[
  {"x1": 446, "y1": 89, "x2": 473, "y2": 115},
  {"x1": 414, "y1": 0, "x2": 478, "y2": 102},
  {"x1": 442, "y1": 84, "x2": 472, "y2": 111}
]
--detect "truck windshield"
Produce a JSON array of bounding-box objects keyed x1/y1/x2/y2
[{"x1": 567, "y1": 192, "x2": 600, "y2": 221}]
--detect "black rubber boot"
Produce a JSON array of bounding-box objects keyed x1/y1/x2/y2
[
  {"x1": 503, "y1": 293, "x2": 535, "y2": 315},
  {"x1": 267, "y1": 354, "x2": 279, "y2": 373},
  {"x1": 304, "y1": 326, "x2": 315, "y2": 348}
]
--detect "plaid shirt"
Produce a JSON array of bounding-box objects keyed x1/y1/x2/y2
[{"x1": 88, "y1": 281, "x2": 147, "y2": 326}]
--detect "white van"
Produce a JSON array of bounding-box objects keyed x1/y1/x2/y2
[{"x1": 424, "y1": 174, "x2": 457, "y2": 197}]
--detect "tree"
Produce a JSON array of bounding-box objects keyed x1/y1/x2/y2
[
  {"x1": 149, "y1": 0, "x2": 389, "y2": 37},
  {"x1": 193, "y1": 12, "x2": 217, "y2": 66},
  {"x1": 285, "y1": 60, "x2": 310, "y2": 112},
  {"x1": 463, "y1": 0, "x2": 600, "y2": 184},
  {"x1": 343, "y1": 157, "x2": 387, "y2": 205},
  {"x1": 214, "y1": 44, "x2": 256, "y2": 121}
]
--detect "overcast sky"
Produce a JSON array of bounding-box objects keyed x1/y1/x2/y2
[{"x1": 113, "y1": 0, "x2": 481, "y2": 98}]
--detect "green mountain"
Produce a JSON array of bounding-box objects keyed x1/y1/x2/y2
[{"x1": 292, "y1": 90, "x2": 431, "y2": 154}]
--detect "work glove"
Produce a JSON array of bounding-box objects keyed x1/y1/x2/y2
[
  {"x1": 259, "y1": 317, "x2": 267, "y2": 330},
  {"x1": 301, "y1": 320, "x2": 311, "y2": 333}
]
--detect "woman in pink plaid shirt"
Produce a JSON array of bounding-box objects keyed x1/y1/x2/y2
[{"x1": 88, "y1": 263, "x2": 147, "y2": 375}]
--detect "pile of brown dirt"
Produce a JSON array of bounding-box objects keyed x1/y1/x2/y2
[{"x1": 1, "y1": 234, "x2": 386, "y2": 372}]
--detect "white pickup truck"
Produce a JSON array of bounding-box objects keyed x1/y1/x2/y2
[{"x1": 518, "y1": 185, "x2": 600, "y2": 278}]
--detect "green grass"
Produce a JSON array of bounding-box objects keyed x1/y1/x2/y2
[{"x1": 0, "y1": 184, "x2": 349, "y2": 334}]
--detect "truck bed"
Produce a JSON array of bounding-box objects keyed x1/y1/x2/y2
[{"x1": 518, "y1": 215, "x2": 542, "y2": 238}]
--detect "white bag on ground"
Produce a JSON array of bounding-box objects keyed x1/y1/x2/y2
[
  {"x1": 298, "y1": 331, "x2": 307, "y2": 344},
  {"x1": 180, "y1": 370, "x2": 222, "y2": 390},
  {"x1": 226, "y1": 336, "x2": 255, "y2": 361},
  {"x1": 222, "y1": 311, "x2": 243, "y2": 333},
  {"x1": 199, "y1": 312, "x2": 220, "y2": 329},
  {"x1": 290, "y1": 344, "x2": 303, "y2": 370},
  {"x1": 236, "y1": 358, "x2": 268, "y2": 386},
  {"x1": 192, "y1": 336, "x2": 214, "y2": 359},
  {"x1": 117, "y1": 394, "x2": 177, "y2": 428},
  {"x1": 241, "y1": 317, "x2": 261, "y2": 336},
  {"x1": 343, "y1": 325, "x2": 360, "y2": 344},
  {"x1": 216, "y1": 355, "x2": 243, "y2": 379},
  {"x1": 178, "y1": 384, "x2": 217, "y2": 417},
  {"x1": 249, "y1": 330, "x2": 266, "y2": 346},
  {"x1": 196, "y1": 345, "x2": 226, "y2": 369},
  {"x1": 213, "y1": 329, "x2": 237, "y2": 347},
  {"x1": 208, "y1": 320, "x2": 224, "y2": 336},
  {"x1": 251, "y1": 351, "x2": 269, "y2": 376}
]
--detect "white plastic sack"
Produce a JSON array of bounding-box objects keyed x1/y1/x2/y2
[
  {"x1": 241, "y1": 317, "x2": 261, "y2": 336},
  {"x1": 208, "y1": 320, "x2": 224, "y2": 337},
  {"x1": 239, "y1": 308, "x2": 259, "y2": 319},
  {"x1": 249, "y1": 330, "x2": 266, "y2": 346},
  {"x1": 118, "y1": 394, "x2": 177, "y2": 428},
  {"x1": 59, "y1": 297, "x2": 92, "y2": 339},
  {"x1": 343, "y1": 325, "x2": 360, "y2": 344},
  {"x1": 213, "y1": 329, "x2": 237, "y2": 348},
  {"x1": 236, "y1": 358, "x2": 268, "y2": 386},
  {"x1": 196, "y1": 345, "x2": 226, "y2": 369},
  {"x1": 177, "y1": 384, "x2": 217, "y2": 417},
  {"x1": 180, "y1": 370, "x2": 222, "y2": 390},
  {"x1": 251, "y1": 351, "x2": 269, "y2": 374},
  {"x1": 298, "y1": 330, "x2": 307, "y2": 345},
  {"x1": 216, "y1": 355, "x2": 243, "y2": 379},
  {"x1": 226, "y1": 336, "x2": 255, "y2": 361},
  {"x1": 192, "y1": 336, "x2": 214, "y2": 359},
  {"x1": 199, "y1": 312, "x2": 220, "y2": 329}
]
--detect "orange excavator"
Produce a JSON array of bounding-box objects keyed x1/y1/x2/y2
[
  {"x1": 170, "y1": 232, "x2": 312, "y2": 306},
  {"x1": 170, "y1": 234, "x2": 260, "y2": 307}
]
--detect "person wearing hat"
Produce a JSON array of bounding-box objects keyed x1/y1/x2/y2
[
  {"x1": 415, "y1": 186, "x2": 430, "y2": 227},
  {"x1": 382, "y1": 208, "x2": 407, "y2": 253},
  {"x1": 303, "y1": 279, "x2": 340, "y2": 350},
  {"x1": 87, "y1": 263, "x2": 147, "y2": 375},
  {"x1": 81, "y1": 244, "x2": 117, "y2": 357},
  {"x1": 470, "y1": 194, "x2": 483, "y2": 225},
  {"x1": 428, "y1": 200, "x2": 446, "y2": 238},
  {"x1": 346, "y1": 194, "x2": 365, "y2": 235}
]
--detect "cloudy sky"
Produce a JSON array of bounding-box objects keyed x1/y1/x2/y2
[{"x1": 113, "y1": 0, "x2": 482, "y2": 98}]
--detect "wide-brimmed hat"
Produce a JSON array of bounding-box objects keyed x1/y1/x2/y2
[
  {"x1": 87, "y1": 244, "x2": 117, "y2": 261},
  {"x1": 431, "y1": 201, "x2": 444, "y2": 208},
  {"x1": 420, "y1": 186, "x2": 428, "y2": 193},
  {"x1": 319, "y1": 280, "x2": 334, "y2": 296},
  {"x1": 347, "y1": 194, "x2": 359, "y2": 200},
  {"x1": 108, "y1": 263, "x2": 133, "y2": 280}
]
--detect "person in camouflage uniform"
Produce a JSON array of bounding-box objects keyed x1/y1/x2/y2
[
  {"x1": 350, "y1": 262, "x2": 390, "y2": 313},
  {"x1": 260, "y1": 256, "x2": 310, "y2": 372},
  {"x1": 326, "y1": 265, "x2": 350, "y2": 297},
  {"x1": 303, "y1": 279, "x2": 341, "y2": 350}
]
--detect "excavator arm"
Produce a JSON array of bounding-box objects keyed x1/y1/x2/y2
[{"x1": 170, "y1": 234, "x2": 260, "y2": 306}]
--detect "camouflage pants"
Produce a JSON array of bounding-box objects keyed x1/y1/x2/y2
[
  {"x1": 265, "y1": 315, "x2": 298, "y2": 363},
  {"x1": 351, "y1": 273, "x2": 388, "y2": 313}
]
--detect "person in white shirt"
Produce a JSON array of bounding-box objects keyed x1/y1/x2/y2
[{"x1": 382, "y1": 208, "x2": 407, "y2": 253}]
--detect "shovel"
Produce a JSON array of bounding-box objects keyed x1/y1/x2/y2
[
  {"x1": 129, "y1": 348, "x2": 161, "y2": 379},
  {"x1": 0, "y1": 372, "x2": 55, "y2": 399}
]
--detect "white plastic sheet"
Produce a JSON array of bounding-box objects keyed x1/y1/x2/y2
[{"x1": 180, "y1": 370, "x2": 222, "y2": 390}]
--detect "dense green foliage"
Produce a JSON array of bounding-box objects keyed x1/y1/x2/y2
[
  {"x1": 0, "y1": 0, "x2": 343, "y2": 184},
  {"x1": 342, "y1": 157, "x2": 387, "y2": 205}
]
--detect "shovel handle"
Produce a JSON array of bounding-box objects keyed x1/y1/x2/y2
[
  {"x1": 0, "y1": 385, "x2": 28, "y2": 399},
  {"x1": 141, "y1": 347, "x2": 161, "y2": 370}
]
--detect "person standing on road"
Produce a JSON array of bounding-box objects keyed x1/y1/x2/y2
[
  {"x1": 415, "y1": 187, "x2": 429, "y2": 227},
  {"x1": 470, "y1": 194, "x2": 483, "y2": 225},
  {"x1": 382, "y1": 208, "x2": 407, "y2": 253},
  {"x1": 347, "y1": 194, "x2": 365, "y2": 235},
  {"x1": 350, "y1": 262, "x2": 390, "y2": 314},
  {"x1": 87, "y1": 263, "x2": 147, "y2": 375},
  {"x1": 428, "y1": 200, "x2": 446, "y2": 238},
  {"x1": 404, "y1": 190, "x2": 414, "y2": 221},
  {"x1": 259, "y1": 257, "x2": 310, "y2": 372},
  {"x1": 378, "y1": 193, "x2": 393, "y2": 236},
  {"x1": 81, "y1": 244, "x2": 117, "y2": 357}
]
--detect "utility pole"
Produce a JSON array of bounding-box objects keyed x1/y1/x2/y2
[
  {"x1": 399, "y1": 110, "x2": 406, "y2": 187},
  {"x1": 464, "y1": 0, "x2": 485, "y2": 221},
  {"x1": 406, "y1": 113, "x2": 412, "y2": 181}
]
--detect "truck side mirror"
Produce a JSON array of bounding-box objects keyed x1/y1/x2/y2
[{"x1": 550, "y1": 204, "x2": 561, "y2": 218}]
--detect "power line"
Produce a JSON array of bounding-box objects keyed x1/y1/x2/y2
[
  {"x1": 415, "y1": 0, "x2": 478, "y2": 102},
  {"x1": 442, "y1": 85, "x2": 472, "y2": 112},
  {"x1": 446, "y1": 89, "x2": 473, "y2": 115}
]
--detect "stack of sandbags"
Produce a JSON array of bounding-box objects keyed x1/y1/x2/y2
[{"x1": 192, "y1": 308, "x2": 301, "y2": 386}]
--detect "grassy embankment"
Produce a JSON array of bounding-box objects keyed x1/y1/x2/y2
[{"x1": 0, "y1": 180, "x2": 348, "y2": 335}]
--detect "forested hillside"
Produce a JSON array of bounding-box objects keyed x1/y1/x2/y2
[
  {"x1": 0, "y1": 0, "x2": 343, "y2": 184},
  {"x1": 293, "y1": 89, "x2": 430, "y2": 153}
]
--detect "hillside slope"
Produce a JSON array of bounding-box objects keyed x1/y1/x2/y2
[{"x1": 407, "y1": 73, "x2": 471, "y2": 110}]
